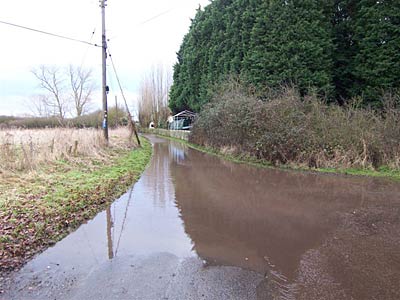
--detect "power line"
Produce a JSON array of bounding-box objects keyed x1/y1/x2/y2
[
  {"x1": 0, "y1": 20, "x2": 100, "y2": 47},
  {"x1": 107, "y1": 48, "x2": 141, "y2": 146},
  {"x1": 138, "y1": 1, "x2": 203, "y2": 27},
  {"x1": 79, "y1": 28, "x2": 97, "y2": 69},
  {"x1": 139, "y1": 8, "x2": 175, "y2": 25},
  {"x1": 107, "y1": 7, "x2": 177, "y2": 40},
  {"x1": 107, "y1": 50, "x2": 129, "y2": 109}
]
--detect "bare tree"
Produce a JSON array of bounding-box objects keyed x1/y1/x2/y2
[
  {"x1": 69, "y1": 65, "x2": 95, "y2": 117},
  {"x1": 138, "y1": 78, "x2": 153, "y2": 128},
  {"x1": 138, "y1": 64, "x2": 172, "y2": 128},
  {"x1": 29, "y1": 94, "x2": 51, "y2": 117},
  {"x1": 32, "y1": 66, "x2": 68, "y2": 123},
  {"x1": 31, "y1": 65, "x2": 96, "y2": 122}
]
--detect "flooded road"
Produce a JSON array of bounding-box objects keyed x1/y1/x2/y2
[{"x1": 2, "y1": 135, "x2": 400, "y2": 299}]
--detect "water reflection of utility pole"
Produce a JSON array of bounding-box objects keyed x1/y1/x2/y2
[{"x1": 106, "y1": 206, "x2": 114, "y2": 259}]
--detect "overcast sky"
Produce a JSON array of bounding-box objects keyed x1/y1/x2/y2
[{"x1": 0, "y1": 0, "x2": 209, "y2": 116}]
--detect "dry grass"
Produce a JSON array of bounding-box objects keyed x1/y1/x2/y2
[{"x1": 0, "y1": 127, "x2": 134, "y2": 172}]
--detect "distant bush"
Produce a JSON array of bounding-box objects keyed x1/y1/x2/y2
[
  {"x1": 70, "y1": 111, "x2": 102, "y2": 128},
  {"x1": 191, "y1": 82, "x2": 400, "y2": 170},
  {"x1": 0, "y1": 106, "x2": 128, "y2": 129},
  {"x1": 5, "y1": 117, "x2": 61, "y2": 129},
  {"x1": 0, "y1": 116, "x2": 18, "y2": 124}
]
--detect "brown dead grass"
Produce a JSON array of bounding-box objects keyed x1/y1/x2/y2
[
  {"x1": 0, "y1": 127, "x2": 138, "y2": 208},
  {"x1": 0, "y1": 127, "x2": 133, "y2": 172}
]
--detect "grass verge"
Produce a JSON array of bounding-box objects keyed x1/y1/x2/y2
[
  {"x1": 153, "y1": 132, "x2": 400, "y2": 181},
  {"x1": 0, "y1": 137, "x2": 152, "y2": 274}
]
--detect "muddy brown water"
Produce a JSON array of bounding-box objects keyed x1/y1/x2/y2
[{"x1": 3, "y1": 135, "x2": 400, "y2": 299}]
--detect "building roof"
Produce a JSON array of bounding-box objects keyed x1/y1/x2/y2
[{"x1": 173, "y1": 110, "x2": 197, "y2": 118}]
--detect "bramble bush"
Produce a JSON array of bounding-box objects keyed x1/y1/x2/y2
[{"x1": 190, "y1": 82, "x2": 400, "y2": 170}]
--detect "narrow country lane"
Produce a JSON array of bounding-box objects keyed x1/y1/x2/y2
[{"x1": 2, "y1": 135, "x2": 400, "y2": 300}]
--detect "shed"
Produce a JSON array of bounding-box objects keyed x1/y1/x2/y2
[{"x1": 169, "y1": 110, "x2": 197, "y2": 130}]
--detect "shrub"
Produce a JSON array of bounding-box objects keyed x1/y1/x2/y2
[{"x1": 190, "y1": 82, "x2": 400, "y2": 170}]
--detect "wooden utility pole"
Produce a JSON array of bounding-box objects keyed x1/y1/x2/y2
[{"x1": 100, "y1": 0, "x2": 109, "y2": 142}]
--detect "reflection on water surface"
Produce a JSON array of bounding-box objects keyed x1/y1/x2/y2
[{"x1": 10, "y1": 135, "x2": 400, "y2": 299}]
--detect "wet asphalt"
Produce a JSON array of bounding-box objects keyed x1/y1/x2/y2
[{"x1": 2, "y1": 253, "x2": 266, "y2": 300}]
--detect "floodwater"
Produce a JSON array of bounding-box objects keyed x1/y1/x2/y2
[{"x1": 3, "y1": 135, "x2": 400, "y2": 299}]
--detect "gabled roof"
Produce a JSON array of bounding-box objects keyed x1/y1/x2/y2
[{"x1": 173, "y1": 110, "x2": 197, "y2": 118}]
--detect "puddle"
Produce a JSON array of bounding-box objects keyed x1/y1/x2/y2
[{"x1": 4, "y1": 134, "x2": 400, "y2": 299}]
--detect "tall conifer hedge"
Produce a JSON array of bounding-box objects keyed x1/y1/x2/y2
[{"x1": 169, "y1": 0, "x2": 400, "y2": 112}]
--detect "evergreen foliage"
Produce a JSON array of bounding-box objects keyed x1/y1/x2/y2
[
  {"x1": 352, "y1": 0, "x2": 400, "y2": 103},
  {"x1": 170, "y1": 0, "x2": 400, "y2": 112}
]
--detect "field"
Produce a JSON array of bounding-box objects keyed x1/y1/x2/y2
[
  {"x1": 0, "y1": 127, "x2": 130, "y2": 172},
  {"x1": 0, "y1": 127, "x2": 152, "y2": 273}
]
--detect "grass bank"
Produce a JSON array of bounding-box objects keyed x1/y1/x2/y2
[
  {"x1": 154, "y1": 132, "x2": 400, "y2": 181},
  {"x1": 187, "y1": 82, "x2": 400, "y2": 180},
  {"x1": 0, "y1": 128, "x2": 152, "y2": 274}
]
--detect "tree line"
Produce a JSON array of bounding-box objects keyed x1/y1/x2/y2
[{"x1": 169, "y1": 0, "x2": 400, "y2": 112}]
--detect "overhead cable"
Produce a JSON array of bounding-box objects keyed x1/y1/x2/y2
[
  {"x1": 0, "y1": 20, "x2": 100, "y2": 47},
  {"x1": 107, "y1": 48, "x2": 141, "y2": 146},
  {"x1": 139, "y1": 8, "x2": 175, "y2": 25},
  {"x1": 107, "y1": 50, "x2": 129, "y2": 106},
  {"x1": 107, "y1": 7, "x2": 176, "y2": 40},
  {"x1": 80, "y1": 28, "x2": 97, "y2": 69}
]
